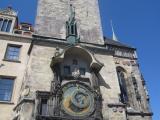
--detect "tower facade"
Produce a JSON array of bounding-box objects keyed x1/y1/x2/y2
[
  {"x1": 0, "y1": 1, "x2": 152, "y2": 120},
  {"x1": 35, "y1": 0, "x2": 104, "y2": 44}
]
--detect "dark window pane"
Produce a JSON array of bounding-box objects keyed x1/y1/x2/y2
[
  {"x1": 5, "y1": 45, "x2": 20, "y2": 61},
  {"x1": 64, "y1": 66, "x2": 71, "y2": 75},
  {"x1": 117, "y1": 71, "x2": 128, "y2": 103},
  {"x1": 6, "y1": 20, "x2": 12, "y2": 32},
  {"x1": 1, "y1": 19, "x2": 8, "y2": 32},
  {"x1": 21, "y1": 25, "x2": 30, "y2": 31},
  {"x1": 80, "y1": 68, "x2": 85, "y2": 75},
  {"x1": 40, "y1": 99, "x2": 48, "y2": 116},
  {"x1": 0, "y1": 78, "x2": 14, "y2": 101},
  {"x1": 71, "y1": 25, "x2": 74, "y2": 34},
  {"x1": 0, "y1": 18, "x2": 3, "y2": 28},
  {"x1": 73, "y1": 59, "x2": 78, "y2": 65}
]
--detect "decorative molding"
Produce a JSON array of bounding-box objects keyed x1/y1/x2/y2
[
  {"x1": 13, "y1": 98, "x2": 35, "y2": 111},
  {"x1": 127, "y1": 111, "x2": 153, "y2": 116},
  {"x1": 108, "y1": 103, "x2": 126, "y2": 108},
  {"x1": 0, "y1": 7, "x2": 18, "y2": 16}
]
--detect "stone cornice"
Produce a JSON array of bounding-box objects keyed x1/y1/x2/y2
[
  {"x1": 30, "y1": 34, "x2": 114, "y2": 56},
  {"x1": 0, "y1": 32, "x2": 32, "y2": 43},
  {"x1": 127, "y1": 111, "x2": 153, "y2": 116},
  {"x1": 13, "y1": 98, "x2": 34, "y2": 111}
]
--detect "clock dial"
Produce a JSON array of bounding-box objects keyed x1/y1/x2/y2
[{"x1": 61, "y1": 82, "x2": 95, "y2": 117}]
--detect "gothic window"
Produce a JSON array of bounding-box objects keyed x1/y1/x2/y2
[
  {"x1": 80, "y1": 68, "x2": 86, "y2": 75},
  {"x1": 117, "y1": 69, "x2": 128, "y2": 104},
  {"x1": 5, "y1": 44, "x2": 21, "y2": 61},
  {"x1": 64, "y1": 66, "x2": 71, "y2": 75},
  {"x1": 73, "y1": 59, "x2": 78, "y2": 65},
  {"x1": 0, "y1": 77, "x2": 14, "y2": 101}
]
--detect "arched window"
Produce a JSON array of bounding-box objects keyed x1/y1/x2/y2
[
  {"x1": 117, "y1": 68, "x2": 128, "y2": 104},
  {"x1": 1, "y1": 19, "x2": 8, "y2": 32},
  {"x1": 0, "y1": 18, "x2": 3, "y2": 29},
  {"x1": 6, "y1": 20, "x2": 12, "y2": 32}
]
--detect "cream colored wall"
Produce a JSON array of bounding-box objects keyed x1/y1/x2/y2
[
  {"x1": 95, "y1": 53, "x2": 122, "y2": 119},
  {"x1": 0, "y1": 34, "x2": 31, "y2": 120},
  {"x1": 23, "y1": 44, "x2": 56, "y2": 96}
]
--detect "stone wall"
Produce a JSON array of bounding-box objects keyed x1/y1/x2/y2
[
  {"x1": 35, "y1": 0, "x2": 104, "y2": 45},
  {"x1": 0, "y1": 33, "x2": 31, "y2": 120}
]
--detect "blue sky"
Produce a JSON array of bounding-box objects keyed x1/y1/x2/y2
[{"x1": 0, "y1": 0, "x2": 159, "y2": 119}]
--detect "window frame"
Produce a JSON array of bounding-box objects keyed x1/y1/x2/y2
[
  {"x1": 0, "y1": 76, "x2": 15, "y2": 102},
  {"x1": 6, "y1": 20, "x2": 12, "y2": 32},
  {"x1": 72, "y1": 59, "x2": 78, "y2": 65},
  {"x1": 4, "y1": 44, "x2": 22, "y2": 63},
  {"x1": 117, "y1": 70, "x2": 128, "y2": 104},
  {"x1": 0, "y1": 18, "x2": 13, "y2": 33},
  {"x1": 79, "y1": 67, "x2": 86, "y2": 76},
  {"x1": 64, "y1": 66, "x2": 71, "y2": 76},
  {"x1": 1, "y1": 19, "x2": 8, "y2": 32},
  {"x1": 0, "y1": 18, "x2": 3, "y2": 29}
]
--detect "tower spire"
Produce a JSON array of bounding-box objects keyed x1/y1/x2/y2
[{"x1": 111, "y1": 20, "x2": 118, "y2": 41}]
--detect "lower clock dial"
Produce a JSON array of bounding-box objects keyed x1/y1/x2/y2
[{"x1": 61, "y1": 82, "x2": 95, "y2": 117}]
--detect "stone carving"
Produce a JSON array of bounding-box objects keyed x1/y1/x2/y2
[
  {"x1": 21, "y1": 86, "x2": 30, "y2": 97},
  {"x1": 0, "y1": 7, "x2": 17, "y2": 16},
  {"x1": 72, "y1": 67, "x2": 80, "y2": 79},
  {"x1": 66, "y1": 4, "x2": 80, "y2": 44},
  {"x1": 54, "y1": 47, "x2": 63, "y2": 57}
]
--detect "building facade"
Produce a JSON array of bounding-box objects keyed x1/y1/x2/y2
[{"x1": 0, "y1": 1, "x2": 152, "y2": 120}]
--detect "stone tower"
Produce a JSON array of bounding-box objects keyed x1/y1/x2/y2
[
  {"x1": 35, "y1": 0, "x2": 104, "y2": 44},
  {"x1": 0, "y1": 1, "x2": 152, "y2": 120}
]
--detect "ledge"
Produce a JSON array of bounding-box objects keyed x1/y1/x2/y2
[
  {"x1": 13, "y1": 98, "x2": 34, "y2": 111},
  {"x1": 3, "y1": 59, "x2": 21, "y2": 63},
  {"x1": 36, "y1": 115, "x2": 98, "y2": 120},
  {"x1": 127, "y1": 111, "x2": 153, "y2": 116},
  {"x1": 108, "y1": 103, "x2": 126, "y2": 108},
  {"x1": 0, "y1": 101, "x2": 14, "y2": 105}
]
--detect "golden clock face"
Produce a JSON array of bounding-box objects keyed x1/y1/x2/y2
[{"x1": 61, "y1": 82, "x2": 95, "y2": 117}]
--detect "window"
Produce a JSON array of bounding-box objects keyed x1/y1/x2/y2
[
  {"x1": 40, "y1": 99, "x2": 48, "y2": 116},
  {"x1": 64, "y1": 66, "x2": 71, "y2": 75},
  {"x1": 73, "y1": 59, "x2": 78, "y2": 65},
  {"x1": 0, "y1": 19, "x2": 12, "y2": 32},
  {"x1": 6, "y1": 20, "x2": 12, "y2": 32},
  {"x1": 0, "y1": 18, "x2": 3, "y2": 28},
  {"x1": 80, "y1": 68, "x2": 86, "y2": 75},
  {"x1": 0, "y1": 77, "x2": 14, "y2": 101},
  {"x1": 21, "y1": 25, "x2": 30, "y2": 31},
  {"x1": 117, "y1": 70, "x2": 128, "y2": 103},
  {"x1": 1, "y1": 19, "x2": 8, "y2": 32},
  {"x1": 71, "y1": 25, "x2": 74, "y2": 34},
  {"x1": 5, "y1": 44, "x2": 21, "y2": 61}
]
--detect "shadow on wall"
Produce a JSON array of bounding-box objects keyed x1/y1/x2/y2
[{"x1": 97, "y1": 73, "x2": 111, "y2": 89}]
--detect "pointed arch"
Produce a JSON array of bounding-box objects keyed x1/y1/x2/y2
[{"x1": 116, "y1": 66, "x2": 128, "y2": 104}]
